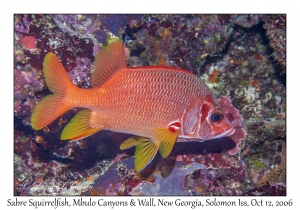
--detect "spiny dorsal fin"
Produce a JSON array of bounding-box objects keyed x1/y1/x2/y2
[
  {"x1": 92, "y1": 41, "x2": 127, "y2": 87},
  {"x1": 61, "y1": 109, "x2": 100, "y2": 141}
]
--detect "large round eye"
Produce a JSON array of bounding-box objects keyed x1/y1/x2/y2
[{"x1": 211, "y1": 113, "x2": 223, "y2": 122}]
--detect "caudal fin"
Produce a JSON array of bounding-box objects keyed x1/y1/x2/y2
[{"x1": 31, "y1": 52, "x2": 77, "y2": 130}]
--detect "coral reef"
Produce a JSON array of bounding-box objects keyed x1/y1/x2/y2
[
  {"x1": 14, "y1": 14, "x2": 286, "y2": 196},
  {"x1": 217, "y1": 96, "x2": 246, "y2": 155},
  {"x1": 251, "y1": 140, "x2": 286, "y2": 187},
  {"x1": 127, "y1": 15, "x2": 234, "y2": 74},
  {"x1": 260, "y1": 15, "x2": 286, "y2": 74}
]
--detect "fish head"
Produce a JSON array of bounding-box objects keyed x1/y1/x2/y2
[
  {"x1": 198, "y1": 104, "x2": 235, "y2": 140},
  {"x1": 181, "y1": 95, "x2": 235, "y2": 140}
]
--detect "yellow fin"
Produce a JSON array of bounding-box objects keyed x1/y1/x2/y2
[
  {"x1": 43, "y1": 52, "x2": 76, "y2": 95},
  {"x1": 31, "y1": 94, "x2": 70, "y2": 130},
  {"x1": 61, "y1": 109, "x2": 100, "y2": 141},
  {"x1": 154, "y1": 128, "x2": 178, "y2": 158},
  {"x1": 120, "y1": 136, "x2": 158, "y2": 171},
  {"x1": 92, "y1": 41, "x2": 127, "y2": 87},
  {"x1": 31, "y1": 52, "x2": 77, "y2": 130},
  {"x1": 120, "y1": 136, "x2": 140, "y2": 150},
  {"x1": 134, "y1": 138, "x2": 158, "y2": 172}
]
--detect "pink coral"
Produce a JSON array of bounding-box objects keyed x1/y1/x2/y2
[
  {"x1": 218, "y1": 96, "x2": 246, "y2": 155},
  {"x1": 21, "y1": 36, "x2": 37, "y2": 49},
  {"x1": 175, "y1": 153, "x2": 234, "y2": 169}
]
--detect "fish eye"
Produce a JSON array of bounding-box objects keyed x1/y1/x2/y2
[{"x1": 211, "y1": 113, "x2": 223, "y2": 122}]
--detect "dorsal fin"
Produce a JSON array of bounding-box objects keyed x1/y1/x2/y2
[{"x1": 92, "y1": 41, "x2": 127, "y2": 87}]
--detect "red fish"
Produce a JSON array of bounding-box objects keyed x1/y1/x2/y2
[{"x1": 31, "y1": 41, "x2": 235, "y2": 171}]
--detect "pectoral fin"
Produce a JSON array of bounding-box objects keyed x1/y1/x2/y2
[
  {"x1": 154, "y1": 128, "x2": 178, "y2": 158},
  {"x1": 120, "y1": 136, "x2": 158, "y2": 172}
]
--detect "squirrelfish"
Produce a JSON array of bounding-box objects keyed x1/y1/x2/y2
[{"x1": 31, "y1": 41, "x2": 235, "y2": 171}]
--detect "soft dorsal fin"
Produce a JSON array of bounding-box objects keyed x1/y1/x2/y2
[{"x1": 92, "y1": 41, "x2": 127, "y2": 87}]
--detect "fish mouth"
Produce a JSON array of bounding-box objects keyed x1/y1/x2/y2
[
  {"x1": 214, "y1": 127, "x2": 236, "y2": 139},
  {"x1": 226, "y1": 127, "x2": 236, "y2": 136}
]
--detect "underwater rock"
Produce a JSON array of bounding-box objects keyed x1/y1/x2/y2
[
  {"x1": 129, "y1": 15, "x2": 234, "y2": 73},
  {"x1": 260, "y1": 14, "x2": 286, "y2": 74},
  {"x1": 232, "y1": 14, "x2": 259, "y2": 28}
]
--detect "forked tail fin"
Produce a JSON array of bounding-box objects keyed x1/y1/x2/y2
[{"x1": 31, "y1": 52, "x2": 78, "y2": 130}]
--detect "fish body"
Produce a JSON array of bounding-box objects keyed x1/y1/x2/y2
[{"x1": 31, "y1": 41, "x2": 235, "y2": 171}]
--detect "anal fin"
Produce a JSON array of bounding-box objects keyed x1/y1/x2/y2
[
  {"x1": 120, "y1": 136, "x2": 139, "y2": 149},
  {"x1": 119, "y1": 126, "x2": 179, "y2": 172},
  {"x1": 134, "y1": 138, "x2": 158, "y2": 172},
  {"x1": 120, "y1": 136, "x2": 158, "y2": 172},
  {"x1": 61, "y1": 109, "x2": 100, "y2": 141}
]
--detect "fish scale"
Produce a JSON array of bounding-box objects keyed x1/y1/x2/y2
[{"x1": 88, "y1": 67, "x2": 211, "y2": 137}]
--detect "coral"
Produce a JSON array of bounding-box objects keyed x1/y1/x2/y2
[
  {"x1": 217, "y1": 96, "x2": 246, "y2": 155},
  {"x1": 51, "y1": 14, "x2": 142, "y2": 56},
  {"x1": 14, "y1": 128, "x2": 120, "y2": 195},
  {"x1": 260, "y1": 15, "x2": 286, "y2": 74},
  {"x1": 128, "y1": 15, "x2": 233, "y2": 73},
  {"x1": 184, "y1": 160, "x2": 248, "y2": 196},
  {"x1": 256, "y1": 141, "x2": 286, "y2": 186},
  {"x1": 208, "y1": 69, "x2": 219, "y2": 84},
  {"x1": 232, "y1": 15, "x2": 259, "y2": 28},
  {"x1": 245, "y1": 120, "x2": 285, "y2": 145},
  {"x1": 201, "y1": 26, "x2": 286, "y2": 156},
  {"x1": 14, "y1": 67, "x2": 45, "y2": 125},
  {"x1": 250, "y1": 80, "x2": 259, "y2": 87},
  {"x1": 175, "y1": 152, "x2": 235, "y2": 170},
  {"x1": 244, "y1": 139, "x2": 286, "y2": 195},
  {"x1": 136, "y1": 27, "x2": 173, "y2": 66},
  {"x1": 21, "y1": 36, "x2": 37, "y2": 49},
  {"x1": 14, "y1": 14, "x2": 31, "y2": 34},
  {"x1": 67, "y1": 57, "x2": 93, "y2": 88},
  {"x1": 243, "y1": 185, "x2": 286, "y2": 196}
]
